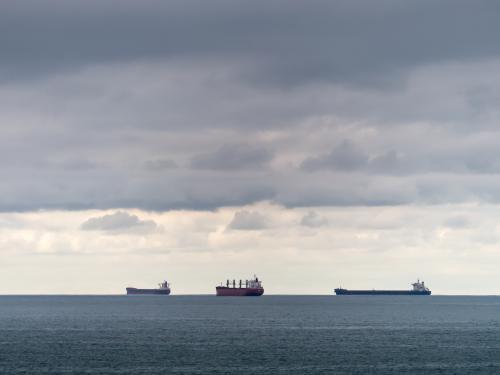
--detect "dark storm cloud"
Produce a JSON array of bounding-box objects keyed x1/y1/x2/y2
[
  {"x1": 2, "y1": 0, "x2": 500, "y2": 87},
  {"x1": 300, "y1": 141, "x2": 413, "y2": 175},
  {"x1": 190, "y1": 144, "x2": 273, "y2": 171},
  {"x1": 301, "y1": 140, "x2": 368, "y2": 172},
  {"x1": 144, "y1": 159, "x2": 177, "y2": 171},
  {"x1": 81, "y1": 211, "x2": 158, "y2": 232},
  {"x1": 300, "y1": 211, "x2": 328, "y2": 228},
  {"x1": 58, "y1": 158, "x2": 99, "y2": 171},
  {"x1": 300, "y1": 137, "x2": 500, "y2": 176},
  {"x1": 227, "y1": 210, "x2": 269, "y2": 230}
]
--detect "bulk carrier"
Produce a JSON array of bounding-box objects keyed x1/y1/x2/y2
[
  {"x1": 216, "y1": 275, "x2": 264, "y2": 296},
  {"x1": 334, "y1": 280, "x2": 431, "y2": 296},
  {"x1": 126, "y1": 280, "x2": 171, "y2": 295}
]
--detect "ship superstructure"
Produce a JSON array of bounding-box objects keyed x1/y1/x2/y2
[
  {"x1": 126, "y1": 280, "x2": 171, "y2": 295},
  {"x1": 216, "y1": 275, "x2": 264, "y2": 296},
  {"x1": 334, "y1": 280, "x2": 431, "y2": 296}
]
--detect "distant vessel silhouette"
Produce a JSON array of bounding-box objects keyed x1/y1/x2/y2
[
  {"x1": 334, "y1": 280, "x2": 431, "y2": 295},
  {"x1": 126, "y1": 280, "x2": 171, "y2": 295},
  {"x1": 216, "y1": 275, "x2": 264, "y2": 296}
]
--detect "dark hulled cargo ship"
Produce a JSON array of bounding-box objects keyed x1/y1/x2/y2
[
  {"x1": 216, "y1": 275, "x2": 264, "y2": 296},
  {"x1": 126, "y1": 280, "x2": 171, "y2": 295},
  {"x1": 334, "y1": 280, "x2": 431, "y2": 296}
]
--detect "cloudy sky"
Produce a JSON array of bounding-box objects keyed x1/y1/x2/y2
[{"x1": 2, "y1": 0, "x2": 500, "y2": 294}]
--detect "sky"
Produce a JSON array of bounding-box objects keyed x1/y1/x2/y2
[{"x1": 2, "y1": 0, "x2": 500, "y2": 294}]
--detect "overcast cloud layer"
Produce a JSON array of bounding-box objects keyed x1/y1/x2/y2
[{"x1": 1, "y1": 1, "x2": 500, "y2": 211}]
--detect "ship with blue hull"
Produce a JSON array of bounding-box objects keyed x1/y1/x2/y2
[
  {"x1": 126, "y1": 280, "x2": 171, "y2": 295},
  {"x1": 334, "y1": 280, "x2": 431, "y2": 296}
]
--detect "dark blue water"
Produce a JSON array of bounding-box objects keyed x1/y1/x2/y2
[{"x1": 0, "y1": 296, "x2": 499, "y2": 374}]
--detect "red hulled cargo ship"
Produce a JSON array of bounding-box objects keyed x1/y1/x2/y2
[{"x1": 216, "y1": 275, "x2": 264, "y2": 296}]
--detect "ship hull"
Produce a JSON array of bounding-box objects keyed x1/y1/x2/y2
[
  {"x1": 126, "y1": 288, "x2": 171, "y2": 295},
  {"x1": 334, "y1": 288, "x2": 431, "y2": 296},
  {"x1": 216, "y1": 287, "x2": 264, "y2": 296}
]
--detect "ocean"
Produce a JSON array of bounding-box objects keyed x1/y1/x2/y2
[{"x1": 0, "y1": 295, "x2": 499, "y2": 374}]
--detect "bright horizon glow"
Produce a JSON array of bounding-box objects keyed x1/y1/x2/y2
[{"x1": 0, "y1": 203, "x2": 498, "y2": 295}]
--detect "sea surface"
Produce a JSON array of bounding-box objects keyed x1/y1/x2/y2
[{"x1": 0, "y1": 295, "x2": 499, "y2": 374}]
